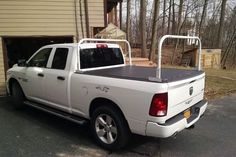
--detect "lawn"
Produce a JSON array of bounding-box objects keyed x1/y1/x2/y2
[{"x1": 204, "y1": 69, "x2": 236, "y2": 100}]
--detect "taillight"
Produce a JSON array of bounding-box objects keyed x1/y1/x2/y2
[
  {"x1": 149, "y1": 93, "x2": 168, "y2": 117},
  {"x1": 96, "y1": 44, "x2": 108, "y2": 48}
]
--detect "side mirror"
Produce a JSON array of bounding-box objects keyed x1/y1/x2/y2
[{"x1": 17, "y1": 59, "x2": 27, "y2": 67}]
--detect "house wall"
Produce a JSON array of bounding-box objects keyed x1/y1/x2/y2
[
  {"x1": 0, "y1": 0, "x2": 105, "y2": 95},
  {"x1": 0, "y1": 0, "x2": 104, "y2": 37},
  {"x1": 87, "y1": 0, "x2": 105, "y2": 27}
]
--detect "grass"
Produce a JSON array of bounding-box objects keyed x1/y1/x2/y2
[{"x1": 204, "y1": 69, "x2": 236, "y2": 100}]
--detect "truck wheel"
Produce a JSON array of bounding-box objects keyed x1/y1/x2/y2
[
  {"x1": 11, "y1": 82, "x2": 25, "y2": 108},
  {"x1": 91, "y1": 106, "x2": 130, "y2": 150}
]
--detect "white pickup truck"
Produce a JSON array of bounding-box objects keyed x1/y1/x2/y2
[{"x1": 6, "y1": 35, "x2": 207, "y2": 150}]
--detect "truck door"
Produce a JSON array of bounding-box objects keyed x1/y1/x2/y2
[
  {"x1": 43, "y1": 47, "x2": 72, "y2": 112},
  {"x1": 24, "y1": 47, "x2": 53, "y2": 101}
]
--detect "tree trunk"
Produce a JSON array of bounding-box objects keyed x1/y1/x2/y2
[
  {"x1": 134, "y1": 0, "x2": 139, "y2": 45},
  {"x1": 172, "y1": 0, "x2": 176, "y2": 35},
  {"x1": 217, "y1": 0, "x2": 227, "y2": 48},
  {"x1": 221, "y1": 28, "x2": 236, "y2": 67},
  {"x1": 171, "y1": 0, "x2": 183, "y2": 64},
  {"x1": 140, "y1": 0, "x2": 147, "y2": 58},
  {"x1": 167, "y1": 0, "x2": 172, "y2": 44},
  {"x1": 177, "y1": 0, "x2": 183, "y2": 35},
  {"x1": 199, "y1": 0, "x2": 209, "y2": 38},
  {"x1": 149, "y1": 0, "x2": 160, "y2": 61},
  {"x1": 126, "y1": 0, "x2": 131, "y2": 42},
  {"x1": 162, "y1": 0, "x2": 166, "y2": 35}
]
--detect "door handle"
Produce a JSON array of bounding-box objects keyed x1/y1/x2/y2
[
  {"x1": 37, "y1": 73, "x2": 44, "y2": 77},
  {"x1": 57, "y1": 76, "x2": 65, "y2": 81}
]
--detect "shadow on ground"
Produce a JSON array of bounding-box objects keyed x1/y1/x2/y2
[{"x1": 0, "y1": 97, "x2": 160, "y2": 157}]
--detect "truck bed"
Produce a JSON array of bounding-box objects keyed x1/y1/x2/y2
[{"x1": 81, "y1": 66, "x2": 204, "y2": 83}]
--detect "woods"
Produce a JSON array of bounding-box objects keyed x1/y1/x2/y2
[{"x1": 123, "y1": 0, "x2": 236, "y2": 69}]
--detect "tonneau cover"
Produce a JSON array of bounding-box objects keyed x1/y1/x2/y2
[{"x1": 80, "y1": 66, "x2": 204, "y2": 83}]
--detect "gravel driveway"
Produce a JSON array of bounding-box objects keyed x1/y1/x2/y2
[{"x1": 0, "y1": 94, "x2": 235, "y2": 157}]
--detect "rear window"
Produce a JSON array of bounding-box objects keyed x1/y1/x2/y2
[{"x1": 80, "y1": 48, "x2": 124, "y2": 69}]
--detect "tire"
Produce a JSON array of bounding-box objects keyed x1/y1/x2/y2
[
  {"x1": 91, "y1": 106, "x2": 130, "y2": 150},
  {"x1": 11, "y1": 82, "x2": 25, "y2": 108}
]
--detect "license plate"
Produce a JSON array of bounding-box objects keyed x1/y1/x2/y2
[{"x1": 184, "y1": 109, "x2": 191, "y2": 119}]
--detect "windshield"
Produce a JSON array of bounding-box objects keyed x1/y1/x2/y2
[{"x1": 80, "y1": 48, "x2": 124, "y2": 69}]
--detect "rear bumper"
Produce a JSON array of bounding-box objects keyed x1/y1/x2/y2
[{"x1": 145, "y1": 100, "x2": 207, "y2": 138}]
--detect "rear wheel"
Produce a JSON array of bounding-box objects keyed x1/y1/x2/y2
[
  {"x1": 11, "y1": 82, "x2": 25, "y2": 108},
  {"x1": 91, "y1": 106, "x2": 130, "y2": 150}
]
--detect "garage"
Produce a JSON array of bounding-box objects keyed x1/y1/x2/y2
[
  {"x1": 2, "y1": 36, "x2": 73, "y2": 69},
  {"x1": 0, "y1": 0, "x2": 108, "y2": 95}
]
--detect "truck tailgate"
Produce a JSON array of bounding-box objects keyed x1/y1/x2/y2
[{"x1": 166, "y1": 73, "x2": 205, "y2": 119}]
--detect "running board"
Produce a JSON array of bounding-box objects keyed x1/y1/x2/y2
[{"x1": 24, "y1": 101, "x2": 87, "y2": 125}]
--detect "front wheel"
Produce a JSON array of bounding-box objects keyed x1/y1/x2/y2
[
  {"x1": 11, "y1": 82, "x2": 25, "y2": 108},
  {"x1": 91, "y1": 106, "x2": 130, "y2": 150}
]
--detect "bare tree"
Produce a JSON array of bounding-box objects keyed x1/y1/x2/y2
[
  {"x1": 199, "y1": 0, "x2": 209, "y2": 38},
  {"x1": 221, "y1": 28, "x2": 236, "y2": 67},
  {"x1": 126, "y1": 0, "x2": 131, "y2": 42},
  {"x1": 172, "y1": 0, "x2": 176, "y2": 35},
  {"x1": 167, "y1": 0, "x2": 172, "y2": 44},
  {"x1": 134, "y1": 0, "x2": 139, "y2": 45},
  {"x1": 217, "y1": 0, "x2": 227, "y2": 48},
  {"x1": 162, "y1": 0, "x2": 166, "y2": 35},
  {"x1": 171, "y1": 0, "x2": 183, "y2": 64},
  {"x1": 140, "y1": 0, "x2": 147, "y2": 57},
  {"x1": 149, "y1": 0, "x2": 160, "y2": 61},
  {"x1": 177, "y1": 0, "x2": 183, "y2": 35},
  {"x1": 167, "y1": 0, "x2": 172, "y2": 34}
]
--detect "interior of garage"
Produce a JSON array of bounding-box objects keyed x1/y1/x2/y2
[{"x1": 2, "y1": 36, "x2": 73, "y2": 69}]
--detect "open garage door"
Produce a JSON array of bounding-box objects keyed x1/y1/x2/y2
[{"x1": 3, "y1": 36, "x2": 73, "y2": 69}]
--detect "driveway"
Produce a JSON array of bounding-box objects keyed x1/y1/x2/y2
[{"x1": 0, "y1": 94, "x2": 235, "y2": 157}]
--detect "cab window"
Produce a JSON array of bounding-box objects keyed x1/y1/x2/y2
[
  {"x1": 51, "y1": 48, "x2": 69, "y2": 70},
  {"x1": 28, "y1": 48, "x2": 52, "y2": 67}
]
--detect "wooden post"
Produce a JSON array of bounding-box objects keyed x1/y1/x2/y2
[
  {"x1": 114, "y1": 5, "x2": 117, "y2": 26},
  {"x1": 202, "y1": 54, "x2": 205, "y2": 67},
  {"x1": 104, "y1": 0, "x2": 108, "y2": 26}
]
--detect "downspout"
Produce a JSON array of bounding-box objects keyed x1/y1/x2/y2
[
  {"x1": 79, "y1": 0, "x2": 85, "y2": 38},
  {"x1": 84, "y1": 0, "x2": 90, "y2": 37},
  {"x1": 74, "y1": 0, "x2": 79, "y2": 42}
]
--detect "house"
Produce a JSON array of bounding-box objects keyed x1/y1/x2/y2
[{"x1": 0, "y1": 0, "x2": 122, "y2": 95}]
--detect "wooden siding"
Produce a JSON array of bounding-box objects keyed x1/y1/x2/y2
[
  {"x1": 0, "y1": 0, "x2": 105, "y2": 94},
  {"x1": 87, "y1": 0, "x2": 104, "y2": 27},
  {"x1": 0, "y1": 37, "x2": 6, "y2": 95},
  {"x1": 0, "y1": 0, "x2": 104, "y2": 37}
]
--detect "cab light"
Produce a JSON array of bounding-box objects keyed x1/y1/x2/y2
[{"x1": 96, "y1": 44, "x2": 108, "y2": 48}]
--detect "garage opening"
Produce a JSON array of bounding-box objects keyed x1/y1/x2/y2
[{"x1": 3, "y1": 36, "x2": 73, "y2": 69}]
